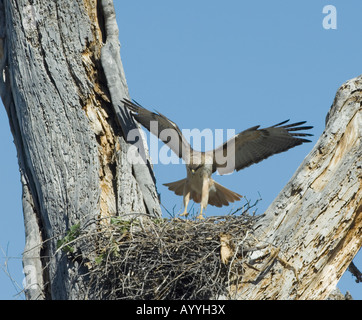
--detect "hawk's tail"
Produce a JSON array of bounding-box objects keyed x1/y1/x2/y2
[
  {"x1": 208, "y1": 181, "x2": 242, "y2": 207},
  {"x1": 163, "y1": 179, "x2": 242, "y2": 208},
  {"x1": 163, "y1": 179, "x2": 187, "y2": 196}
]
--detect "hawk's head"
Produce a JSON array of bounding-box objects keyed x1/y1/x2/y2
[{"x1": 188, "y1": 164, "x2": 203, "y2": 175}]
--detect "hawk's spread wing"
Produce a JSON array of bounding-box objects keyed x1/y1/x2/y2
[
  {"x1": 210, "y1": 120, "x2": 313, "y2": 175},
  {"x1": 123, "y1": 99, "x2": 192, "y2": 161}
]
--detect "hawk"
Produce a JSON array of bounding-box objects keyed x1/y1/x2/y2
[{"x1": 123, "y1": 99, "x2": 313, "y2": 219}]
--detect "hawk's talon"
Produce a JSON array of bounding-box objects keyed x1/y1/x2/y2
[
  {"x1": 196, "y1": 214, "x2": 205, "y2": 220},
  {"x1": 179, "y1": 211, "x2": 189, "y2": 217}
]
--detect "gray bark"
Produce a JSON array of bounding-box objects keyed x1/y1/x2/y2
[
  {"x1": 236, "y1": 75, "x2": 362, "y2": 299},
  {"x1": 0, "y1": 0, "x2": 160, "y2": 300}
]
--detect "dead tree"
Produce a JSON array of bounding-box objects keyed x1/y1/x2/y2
[
  {"x1": 0, "y1": 0, "x2": 360, "y2": 300},
  {"x1": 236, "y1": 76, "x2": 362, "y2": 299},
  {"x1": 0, "y1": 0, "x2": 161, "y2": 299}
]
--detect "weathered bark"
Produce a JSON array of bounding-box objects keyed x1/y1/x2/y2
[
  {"x1": 236, "y1": 75, "x2": 362, "y2": 299},
  {"x1": 0, "y1": 0, "x2": 161, "y2": 300}
]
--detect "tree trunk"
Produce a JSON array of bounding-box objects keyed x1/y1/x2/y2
[
  {"x1": 236, "y1": 75, "x2": 361, "y2": 299},
  {"x1": 0, "y1": 0, "x2": 161, "y2": 300}
]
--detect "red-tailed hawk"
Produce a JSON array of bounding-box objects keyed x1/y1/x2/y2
[{"x1": 123, "y1": 99, "x2": 313, "y2": 219}]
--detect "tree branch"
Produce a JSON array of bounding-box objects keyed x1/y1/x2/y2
[
  {"x1": 237, "y1": 75, "x2": 362, "y2": 299},
  {"x1": 100, "y1": 0, "x2": 161, "y2": 218},
  {"x1": 348, "y1": 261, "x2": 362, "y2": 283}
]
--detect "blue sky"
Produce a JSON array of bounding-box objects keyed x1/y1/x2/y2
[{"x1": 0, "y1": 1, "x2": 361, "y2": 299}]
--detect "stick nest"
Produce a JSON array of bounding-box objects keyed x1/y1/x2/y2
[{"x1": 60, "y1": 205, "x2": 266, "y2": 300}]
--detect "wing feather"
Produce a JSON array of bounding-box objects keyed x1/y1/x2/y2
[
  {"x1": 122, "y1": 99, "x2": 192, "y2": 160},
  {"x1": 211, "y1": 120, "x2": 313, "y2": 175}
]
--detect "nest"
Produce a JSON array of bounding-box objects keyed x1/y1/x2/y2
[{"x1": 59, "y1": 201, "x2": 267, "y2": 300}]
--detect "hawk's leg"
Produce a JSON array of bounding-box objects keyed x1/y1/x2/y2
[
  {"x1": 180, "y1": 187, "x2": 190, "y2": 217},
  {"x1": 196, "y1": 177, "x2": 209, "y2": 220}
]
